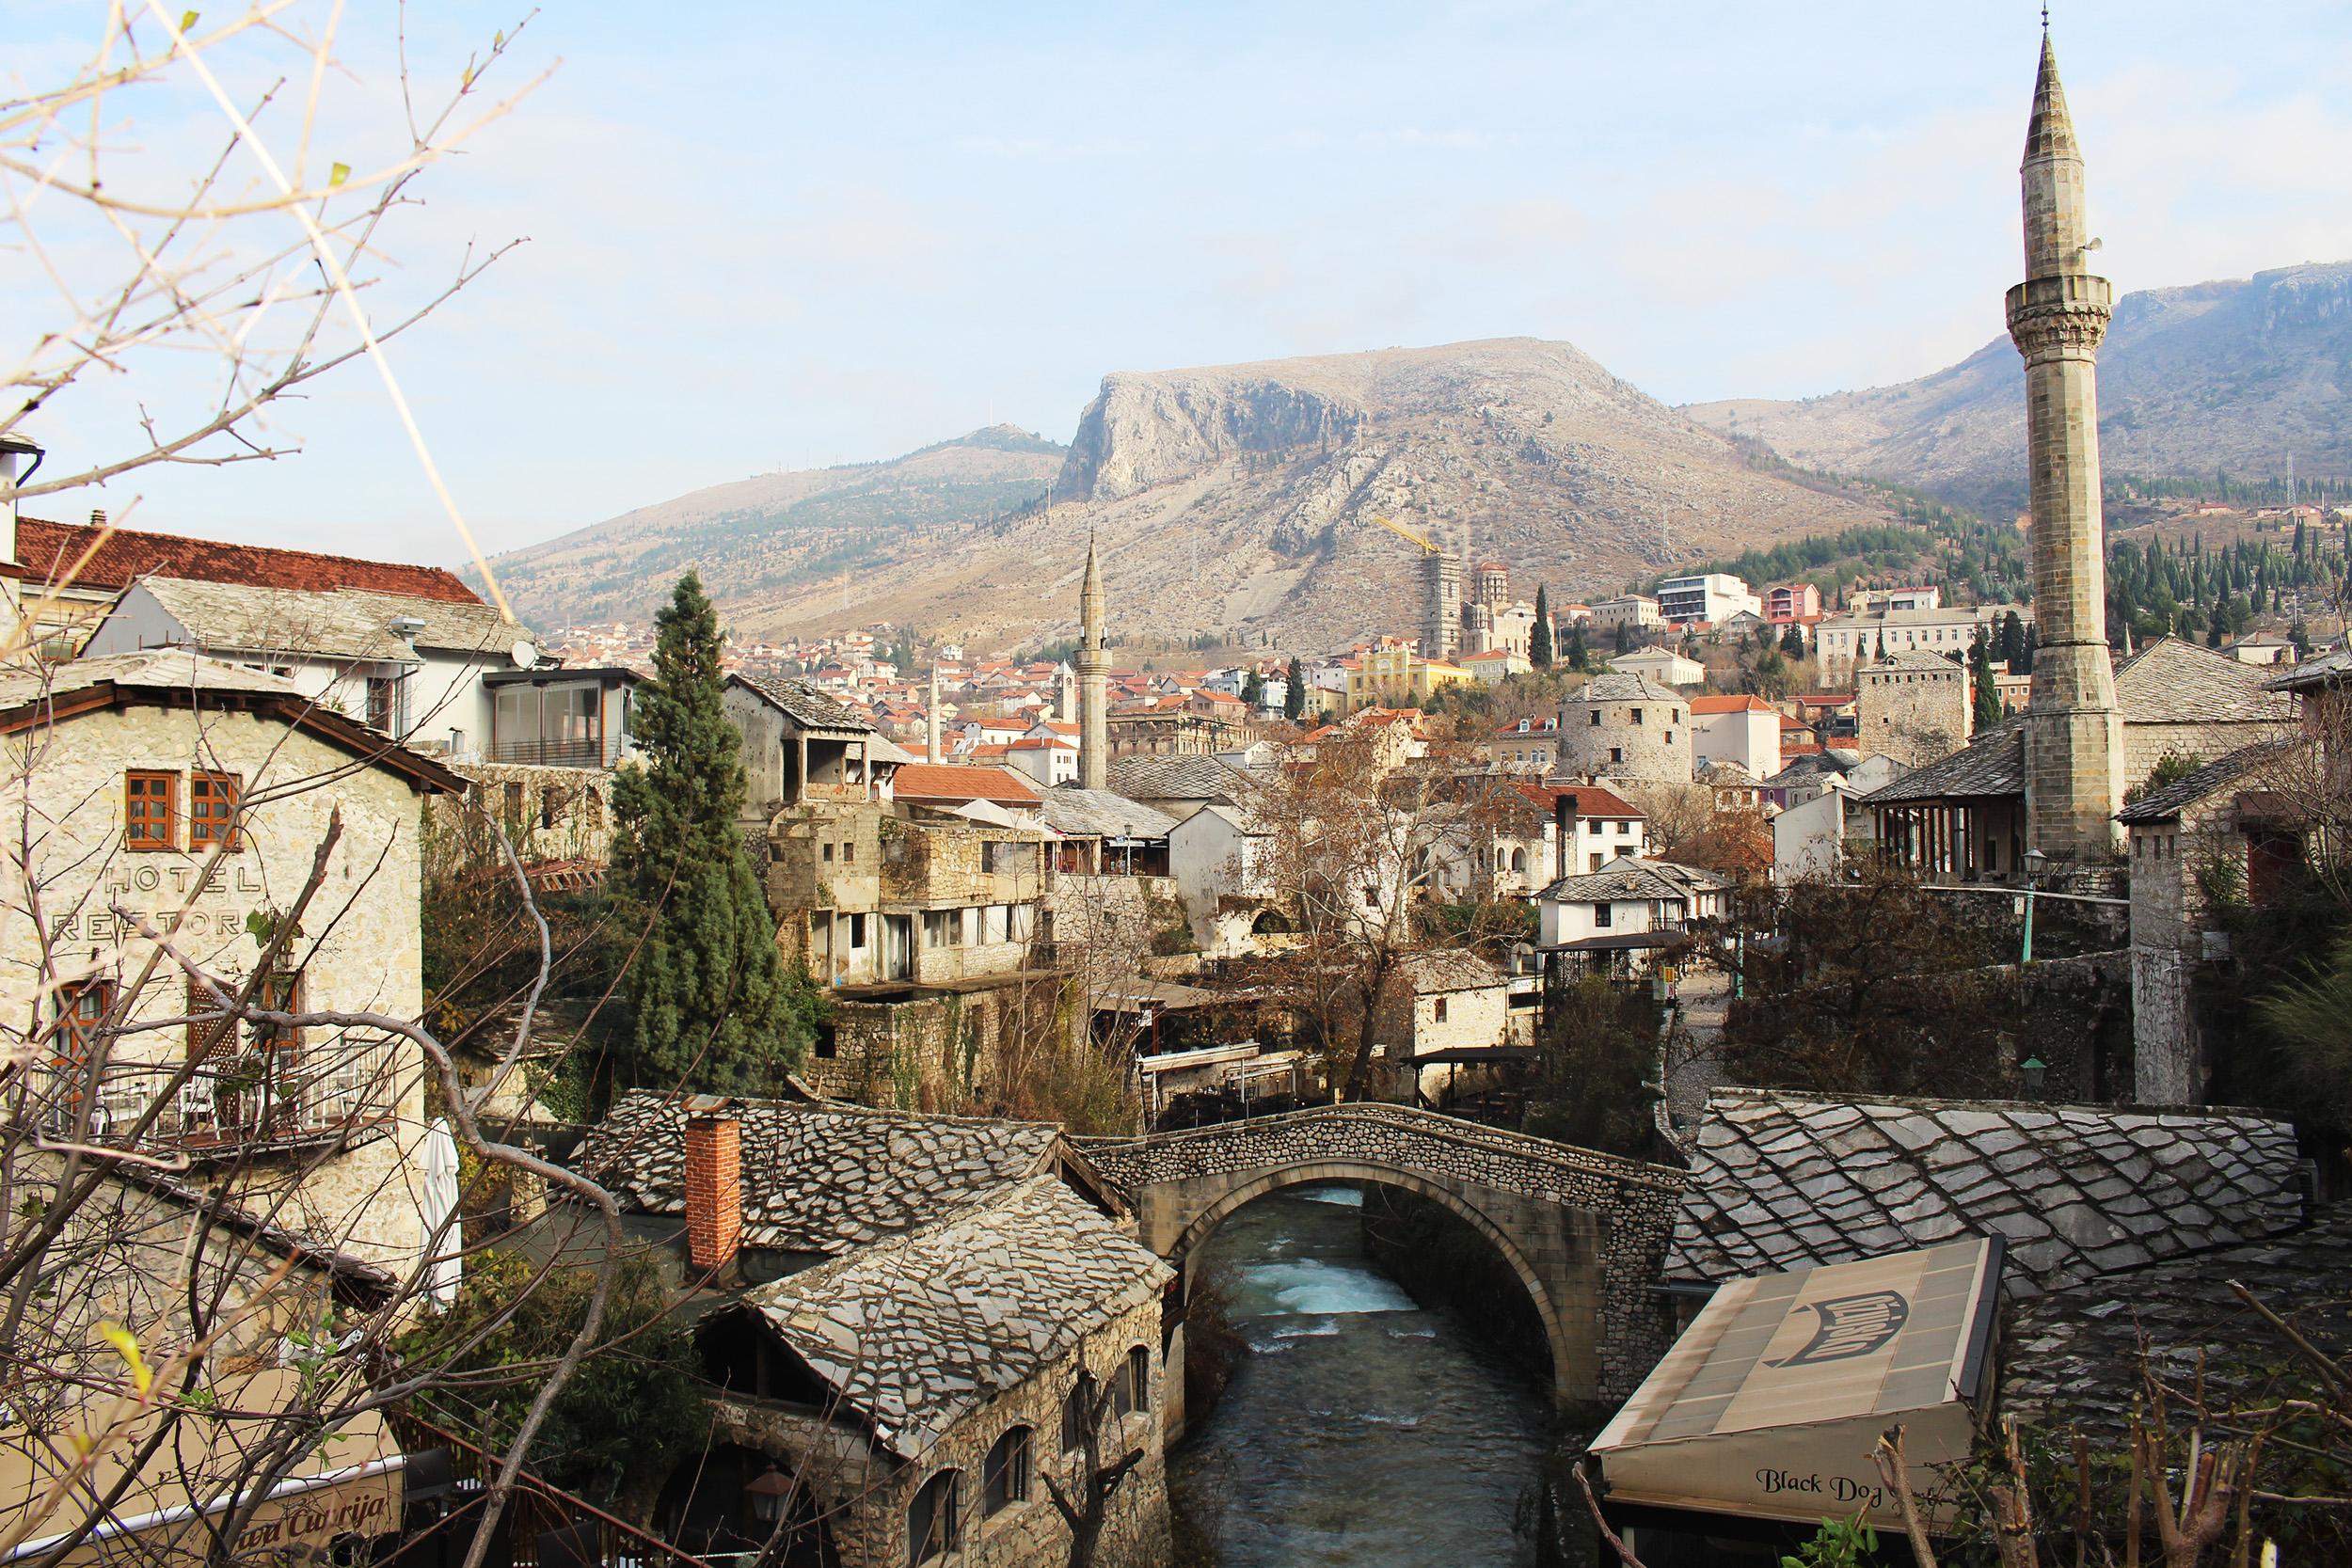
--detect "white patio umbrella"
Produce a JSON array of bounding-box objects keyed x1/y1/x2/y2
[{"x1": 421, "y1": 1117, "x2": 463, "y2": 1307}]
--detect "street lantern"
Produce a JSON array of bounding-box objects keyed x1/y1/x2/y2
[
  {"x1": 744, "y1": 1465, "x2": 795, "y2": 1524},
  {"x1": 2019, "y1": 847, "x2": 2050, "y2": 965},
  {"x1": 2020, "y1": 1055, "x2": 2048, "y2": 1094},
  {"x1": 2023, "y1": 847, "x2": 2048, "y2": 879}
]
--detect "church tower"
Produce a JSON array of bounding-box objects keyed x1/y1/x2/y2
[
  {"x1": 1077, "y1": 533, "x2": 1109, "y2": 790},
  {"x1": 2007, "y1": 28, "x2": 2123, "y2": 863}
]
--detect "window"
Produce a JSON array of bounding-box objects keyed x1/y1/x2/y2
[
  {"x1": 1589, "y1": 853, "x2": 1604, "y2": 873},
  {"x1": 502, "y1": 781, "x2": 525, "y2": 823},
  {"x1": 1125, "y1": 1346, "x2": 1152, "y2": 1413},
  {"x1": 1629, "y1": 708, "x2": 1644, "y2": 725},
  {"x1": 1060, "y1": 1385, "x2": 1088, "y2": 1453},
  {"x1": 1617, "y1": 820, "x2": 1632, "y2": 834},
  {"x1": 1664, "y1": 730, "x2": 1676, "y2": 745},
  {"x1": 540, "y1": 786, "x2": 563, "y2": 831},
  {"x1": 982, "y1": 1427, "x2": 1030, "y2": 1516},
  {"x1": 188, "y1": 772, "x2": 240, "y2": 850},
  {"x1": 1588, "y1": 709, "x2": 1601, "y2": 726},
  {"x1": 1594, "y1": 902, "x2": 1613, "y2": 929},
  {"x1": 906, "y1": 1471, "x2": 961, "y2": 1566},
  {"x1": 848, "y1": 913, "x2": 867, "y2": 948},
  {"x1": 125, "y1": 770, "x2": 176, "y2": 850},
  {"x1": 1362, "y1": 885, "x2": 1379, "y2": 908},
  {"x1": 1609, "y1": 748, "x2": 1625, "y2": 765},
  {"x1": 842, "y1": 839, "x2": 856, "y2": 864},
  {"x1": 52, "y1": 978, "x2": 112, "y2": 1112},
  {"x1": 365, "y1": 676, "x2": 400, "y2": 735},
  {"x1": 1432, "y1": 996, "x2": 1449, "y2": 1023},
  {"x1": 822, "y1": 842, "x2": 835, "y2": 863}
]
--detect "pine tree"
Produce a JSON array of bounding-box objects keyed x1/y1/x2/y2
[
  {"x1": 611, "y1": 574, "x2": 814, "y2": 1091},
  {"x1": 1241, "y1": 670, "x2": 1265, "y2": 708},
  {"x1": 1531, "y1": 586, "x2": 1555, "y2": 669},
  {"x1": 1282, "y1": 657, "x2": 1306, "y2": 722},
  {"x1": 1779, "y1": 622, "x2": 1805, "y2": 661},
  {"x1": 1566, "y1": 623, "x2": 1590, "y2": 670},
  {"x1": 1970, "y1": 628, "x2": 2004, "y2": 729}
]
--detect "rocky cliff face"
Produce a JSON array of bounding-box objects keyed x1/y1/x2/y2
[
  {"x1": 492, "y1": 341, "x2": 1892, "y2": 651},
  {"x1": 1687, "y1": 262, "x2": 2352, "y2": 508}
]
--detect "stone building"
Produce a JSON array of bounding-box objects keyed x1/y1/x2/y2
[
  {"x1": 2111, "y1": 638, "x2": 2299, "y2": 787},
  {"x1": 570, "y1": 1092, "x2": 1171, "y2": 1568},
  {"x1": 1373, "y1": 949, "x2": 1514, "y2": 1104},
  {"x1": 1854, "y1": 648, "x2": 1973, "y2": 767},
  {"x1": 1534, "y1": 857, "x2": 1730, "y2": 978},
  {"x1": 0, "y1": 649, "x2": 464, "y2": 1268},
  {"x1": 1553, "y1": 672, "x2": 1693, "y2": 785},
  {"x1": 2119, "y1": 739, "x2": 2309, "y2": 1103}
]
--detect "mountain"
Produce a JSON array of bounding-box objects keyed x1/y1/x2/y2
[
  {"x1": 479, "y1": 425, "x2": 1065, "y2": 630},
  {"x1": 1686, "y1": 262, "x2": 2352, "y2": 511},
  {"x1": 485, "y1": 340, "x2": 1892, "y2": 650}
]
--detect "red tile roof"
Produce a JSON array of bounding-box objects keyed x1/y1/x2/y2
[
  {"x1": 1689, "y1": 694, "x2": 1777, "y2": 714},
  {"x1": 1514, "y1": 782, "x2": 1643, "y2": 818},
  {"x1": 17, "y1": 517, "x2": 483, "y2": 603},
  {"x1": 891, "y1": 763, "x2": 1042, "y2": 806}
]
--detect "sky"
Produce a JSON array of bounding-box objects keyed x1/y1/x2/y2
[{"x1": 9, "y1": 1, "x2": 2352, "y2": 567}]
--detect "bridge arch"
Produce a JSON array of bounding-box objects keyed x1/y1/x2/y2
[
  {"x1": 1169, "y1": 1159, "x2": 1574, "y2": 1390},
  {"x1": 1078, "y1": 1104, "x2": 1689, "y2": 1407}
]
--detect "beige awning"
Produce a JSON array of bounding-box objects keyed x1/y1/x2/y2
[
  {"x1": 0, "y1": 1372, "x2": 403, "y2": 1567},
  {"x1": 1592, "y1": 1238, "x2": 2001, "y2": 1533}
]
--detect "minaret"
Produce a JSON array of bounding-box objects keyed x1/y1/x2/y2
[
  {"x1": 926, "y1": 664, "x2": 943, "y2": 763},
  {"x1": 2006, "y1": 28, "x2": 2123, "y2": 863},
  {"x1": 1077, "y1": 533, "x2": 1109, "y2": 790}
]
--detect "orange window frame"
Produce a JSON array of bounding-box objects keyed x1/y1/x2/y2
[
  {"x1": 188, "y1": 771, "x2": 242, "y2": 850},
  {"x1": 124, "y1": 770, "x2": 177, "y2": 851}
]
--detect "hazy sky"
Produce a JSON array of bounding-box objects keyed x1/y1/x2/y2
[{"x1": 11, "y1": 1, "x2": 2352, "y2": 565}]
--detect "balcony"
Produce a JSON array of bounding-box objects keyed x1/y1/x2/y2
[
  {"x1": 486, "y1": 736, "x2": 604, "y2": 768},
  {"x1": 45, "y1": 1037, "x2": 402, "y2": 1157}
]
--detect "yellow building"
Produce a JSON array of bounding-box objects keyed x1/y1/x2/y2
[{"x1": 1343, "y1": 643, "x2": 1476, "y2": 714}]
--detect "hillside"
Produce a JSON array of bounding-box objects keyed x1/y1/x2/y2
[
  {"x1": 1686, "y1": 262, "x2": 2352, "y2": 511},
  {"x1": 486, "y1": 340, "x2": 1893, "y2": 650}
]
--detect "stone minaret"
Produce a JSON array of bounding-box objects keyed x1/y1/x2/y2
[
  {"x1": 1077, "y1": 533, "x2": 1109, "y2": 790},
  {"x1": 2006, "y1": 29, "x2": 2123, "y2": 863},
  {"x1": 926, "y1": 664, "x2": 943, "y2": 763}
]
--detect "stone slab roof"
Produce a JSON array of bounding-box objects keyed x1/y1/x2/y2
[
  {"x1": 2115, "y1": 737, "x2": 2305, "y2": 824},
  {"x1": 16, "y1": 515, "x2": 482, "y2": 602},
  {"x1": 1107, "y1": 753, "x2": 1244, "y2": 802},
  {"x1": 2115, "y1": 638, "x2": 2298, "y2": 725},
  {"x1": 742, "y1": 1174, "x2": 1170, "y2": 1457},
  {"x1": 728, "y1": 673, "x2": 875, "y2": 736},
  {"x1": 1040, "y1": 785, "x2": 1179, "y2": 841},
  {"x1": 1859, "y1": 720, "x2": 2026, "y2": 803},
  {"x1": 1869, "y1": 648, "x2": 1967, "y2": 673},
  {"x1": 2267, "y1": 645, "x2": 2351, "y2": 693},
  {"x1": 1577, "y1": 671, "x2": 1685, "y2": 705},
  {"x1": 1536, "y1": 856, "x2": 1730, "y2": 905},
  {"x1": 2002, "y1": 1208, "x2": 2352, "y2": 1438},
  {"x1": 1668, "y1": 1089, "x2": 2304, "y2": 1295},
  {"x1": 1393, "y1": 949, "x2": 1505, "y2": 994},
  {"x1": 135, "y1": 578, "x2": 421, "y2": 662},
  {"x1": 575, "y1": 1090, "x2": 1069, "y2": 1256}
]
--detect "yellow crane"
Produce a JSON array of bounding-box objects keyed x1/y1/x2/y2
[{"x1": 1371, "y1": 513, "x2": 1438, "y2": 555}]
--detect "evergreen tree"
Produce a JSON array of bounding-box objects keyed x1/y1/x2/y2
[
  {"x1": 1998, "y1": 610, "x2": 2025, "y2": 669},
  {"x1": 1970, "y1": 628, "x2": 2004, "y2": 729},
  {"x1": 611, "y1": 574, "x2": 813, "y2": 1091},
  {"x1": 1282, "y1": 657, "x2": 1306, "y2": 721},
  {"x1": 1613, "y1": 621, "x2": 1632, "y2": 656},
  {"x1": 1779, "y1": 622, "x2": 1805, "y2": 661},
  {"x1": 2019, "y1": 625, "x2": 2038, "y2": 674},
  {"x1": 1531, "y1": 586, "x2": 1555, "y2": 669},
  {"x1": 1241, "y1": 670, "x2": 1265, "y2": 708},
  {"x1": 1566, "y1": 623, "x2": 1591, "y2": 670}
]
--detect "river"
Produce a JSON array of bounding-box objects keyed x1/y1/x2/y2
[{"x1": 1171, "y1": 1182, "x2": 1553, "y2": 1568}]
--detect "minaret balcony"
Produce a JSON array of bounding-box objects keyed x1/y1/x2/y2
[{"x1": 2006, "y1": 273, "x2": 2112, "y2": 316}]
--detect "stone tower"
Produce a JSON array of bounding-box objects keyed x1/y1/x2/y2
[
  {"x1": 1422, "y1": 550, "x2": 1463, "y2": 659},
  {"x1": 2007, "y1": 29, "x2": 2123, "y2": 863},
  {"x1": 1077, "y1": 533, "x2": 1109, "y2": 790}
]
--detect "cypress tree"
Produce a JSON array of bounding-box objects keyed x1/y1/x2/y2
[
  {"x1": 1779, "y1": 622, "x2": 1805, "y2": 661},
  {"x1": 1566, "y1": 623, "x2": 1590, "y2": 670},
  {"x1": 1971, "y1": 629, "x2": 2004, "y2": 729},
  {"x1": 1282, "y1": 657, "x2": 1306, "y2": 722},
  {"x1": 1531, "y1": 586, "x2": 1555, "y2": 669},
  {"x1": 611, "y1": 574, "x2": 814, "y2": 1091}
]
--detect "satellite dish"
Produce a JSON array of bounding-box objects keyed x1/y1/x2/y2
[{"x1": 511, "y1": 639, "x2": 539, "y2": 670}]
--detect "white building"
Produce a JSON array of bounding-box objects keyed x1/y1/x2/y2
[
  {"x1": 1608, "y1": 647, "x2": 1707, "y2": 689},
  {"x1": 1586, "y1": 594, "x2": 1662, "y2": 633},
  {"x1": 1168, "y1": 803, "x2": 1274, "y2": 954},
  {"x1": 1687, "y1": 694, "x2": 1784, "y2": 780},
  {"x1": 1535, "y1": 857, "x2": 1731, "y2": 974},
  {"x1": 1656, "y1": 573, "x2": 1762, "y2": 626},
  {"x1": 83, "y1": 577, "x2": 539, "y2": 757},
  {"x1": 1813, "y1": 605, "x2": 2024, "y2": 682},
  {"x1": 1769, "y1": 754, "x2": 1904, "y2": 883},
  {"x1": 1850, "y1": 585, "x2": 1943, "y2": 614}
]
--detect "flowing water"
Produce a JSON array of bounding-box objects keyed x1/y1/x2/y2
[{"x1": 1172, "y1": 1182, "x2": 1553, "y2": 1568}]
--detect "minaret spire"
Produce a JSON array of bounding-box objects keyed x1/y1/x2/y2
[
  {"x1": 2006, "y1": 25, "x2": 2122, "y2": 863},
  {"x1": 1076, "y1": 531, "x2": 1109, "y2": 790}
]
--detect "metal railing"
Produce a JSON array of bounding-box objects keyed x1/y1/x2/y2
[
  {"x1": 42, "y1": 1038, "x2": 402, "y2": 1151},
  {"x1": 488, "y1": 736, "x2": 605, "y2": 768}
]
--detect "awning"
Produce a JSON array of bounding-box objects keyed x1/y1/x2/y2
[
  {"x1": 0, "y1": 1374, "x2": 405, "y2": 1567},
  {"x1": 1409, "y1": 1046, "x2": 1536, "y2": 1067},
  {"x1": 1537, "y1": 930, "x2": 1689, "y2": 953},
  {"x1": 1591, "y1": 1238, "x2": 2002, "y2": 1535}
]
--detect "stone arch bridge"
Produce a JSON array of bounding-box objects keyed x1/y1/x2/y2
[{"x1": 1079, "y1": 1104, "x2": 1689, "y2": 1406}]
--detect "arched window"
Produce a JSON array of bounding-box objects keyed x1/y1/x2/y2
[
  {"x1": 1111, "y1": 1345, "x2": 1152, "y2": 1416},
  {"x1": 1060, "y1": 1385, "x2": 1088, "y2": 1452},
  {"x1": 1508, "y1": 847, "x2": 1527, "y2": 875},
  {"x1": 907, "y1": 1470, "x2": 961, "y2": 1565},
  {"x1": 982, "y1": 1427, "x2": 1031, "y2": 1516}
]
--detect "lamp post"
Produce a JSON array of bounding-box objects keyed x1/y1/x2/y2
[
  {"x1": 2020, "y1": 1055, "x2": 2048, "y2": 1096},
  {"x1": 745, "y1": 1465, "x2": 796, "y2": 1527},
  {"x1": 2019, "y1": 847, "x2": 2048, "y2": 965}
]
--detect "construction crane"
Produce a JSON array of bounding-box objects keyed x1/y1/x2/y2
[{"x1": 1371, "y1": 514, "x2": 1438, "y2": 555}]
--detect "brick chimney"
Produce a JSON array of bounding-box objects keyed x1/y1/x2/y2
[{"x1": 683, "y1": 1113, "x2": 741, "y2": 1275}]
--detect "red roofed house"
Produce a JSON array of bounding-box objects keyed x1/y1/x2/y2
[{"x1": 1687, "y1": 693, "x2": 1784, "y2": 780}]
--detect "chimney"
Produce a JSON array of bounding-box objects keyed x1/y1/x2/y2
[
  {"x1": 1555, "y1": 790, "x2": 1579, "y2": 881},
  {"x1": 683, "y1": 1113, "x2": 741, "y2": 1275},
  {"x1": 0, "y1": 433, "x2": 40, "y2": 622},
  {"x1": 89, "y1": 509, "x2": 106, "y2": 529}
]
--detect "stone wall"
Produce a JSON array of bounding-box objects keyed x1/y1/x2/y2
[
  {"x1": 435, "y1": 760, "x2": 616, "y2": 864},
  {"x1": 1555, "y1": 695, "x2": 1692, "y2": 784},
  {"x1": 716, "y1": 1294, "x2": 1169, "y2": 1568},
  {"x1": 806, "y1": 977, "x2": 1066, "y2": 1112},
  {"x1": 1082, "y1": 1103, "x2": 1687, "y2": 1402},
  {"x1": 1854, "y1": 660, "x2": 1970, "y2": 768},
  {"x1": 2123, "y1": 721, "x2": 2294, "y2": 798}
]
